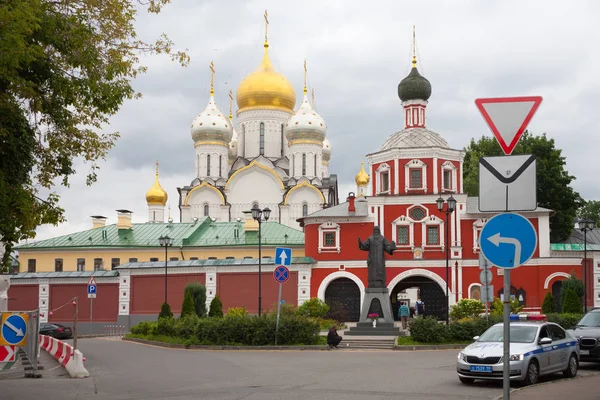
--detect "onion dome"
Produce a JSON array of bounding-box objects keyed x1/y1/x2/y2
[
  {"x1": 146, "y1": 162, "x2": 168, "y2": 206},
  {"x1": 398, "y1": 56, "x2": 432, "y2": 102},
  {"x1": 190, "y1": 93, "x2": 232, "y2": 145},
  {"x1": 322, "y1": 138, "x2": 332, "y2": 162},
  {"x1": 355, "y1": 161, "x2": 370, "y2": 186},
  {"x1": 236, "y1": 41, "x2": 296, "y2": 113},
  {"x1": 286, "y1": 87, "x2": 326, "y2": 145}
]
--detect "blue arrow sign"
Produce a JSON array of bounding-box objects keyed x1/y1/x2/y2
[
  {"x1": 87, "y1": 284, "x2": 97, "y2": 294},
  {"x1": 275, "y1": 247, "x2": 292, "y2": 267},
  {"x1": 479, "y1": 212, "x2": 537, "y2": 269},
  {"x1": 273, "y1": 266, "x2": 290, "y2": 284},
  {"x1": 1, "y1": 314, "x2": 27, "y2": 346}
]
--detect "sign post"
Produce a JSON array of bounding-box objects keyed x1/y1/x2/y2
[
  {"x1": 273, "y1": 247, "x2": 292, "y2": 345},
  {"x1": 475, "y1": 96, "x2": 542, "y2": 400},
  {"x1": 87, "y1": 277, "x2": 97, "y2": 335}
]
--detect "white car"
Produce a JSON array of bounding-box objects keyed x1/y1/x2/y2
[{"x1": 457, "y1": 321, "x2": 579, "y2": 386}]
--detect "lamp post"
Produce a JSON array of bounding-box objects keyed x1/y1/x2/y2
[
  {"x1": 579, "y1": 219, "x2": 595, "y2": 314},
  {"x1": 251, "y1": 205, "x2": 271, "y2": 317},
  {"x1": 159, "y1": 235, "x2": 173, "y2": 305},
  {"x1": 437, "y1": 195, "x2": 456, "y2": 325}
]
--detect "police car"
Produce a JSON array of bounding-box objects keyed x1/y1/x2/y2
[{"x1": 457, "y1": 318, "x2": 579, "y2": 386}]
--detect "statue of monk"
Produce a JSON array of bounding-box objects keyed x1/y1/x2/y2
[{"x1": 358, "y1": 226, "x2": 397, "y2": 289}]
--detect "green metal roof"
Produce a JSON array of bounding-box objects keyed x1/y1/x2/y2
[
  {"x1": 10, "y1": 270, "x2": 119, "y2": 279},
  {"x1": 550, "y1": 243, "x2": 600, "y2": 251},
  {"x1": 116, "y1": 256, "x2": 316, "y2": 269},
  {"x1": 15, "y1": 218, "x2": 304, "y2": 250}
]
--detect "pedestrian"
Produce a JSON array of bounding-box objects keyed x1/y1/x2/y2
[
  {"x1": 399, "y1": 302, "x2": 409, "y2": 330},
  {"x1": 327, "y1": 324, "x2": 342, "y2": 349},
  {"x1": 415, "y1": 297, "x2": 425, "y2": 317}
]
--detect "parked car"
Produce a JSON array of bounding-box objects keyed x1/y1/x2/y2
[
  {"x1": 567, "y1": 308, "x2": 600, "y2": 362},
  {"x1": 457, "y1": 321, "x2": 579, "y2": 386},
  {"x1": 40, "y1": 323, "x2": 73, "y2": 339}
]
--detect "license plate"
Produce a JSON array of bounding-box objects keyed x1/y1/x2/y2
[
  {"x1": 470, "y1": 365, "x2": 493, "y2": 373},
  {"x1": 581, "y1": 350, "x2": 590, "y2": 355}
]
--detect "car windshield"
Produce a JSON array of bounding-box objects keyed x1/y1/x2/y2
[
  {"x1": 477, "y1": 325, "x2": 538, "y2": 343},
  {"x1": 577, "y1": 312, "x2": 600, "y2": 327}
]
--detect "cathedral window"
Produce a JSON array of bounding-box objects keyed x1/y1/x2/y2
[
  {"x1": 375, "y1": 163, "x2": 391, "y2": 194},
  {"x1": 410, "y1": 169, "x2": 422, "y2": 188},
  {"x1": 259, "y1": 122, "x2": 265, "y2": 156},
  {"x1": 391, "y1": 215, "x2": 413, "y2": 247},
  {"x1": 426, "y1": 226, "x2": 439, "y2": 245},
  {"x1": 441, "y1": 161, "x2": 457, "y2": 193},
  {"x1": 314, "y1": 154, "x2": 317, "y2": 176},
  {"x1": 302, "y1": 203, "x2": 308, "y2": 217},
  {"x1": 404, "y1": 159, "x2": 427, "y2": 193},
  {"x1": 443, "y1": 170, "x2": 451, "y2": 190},
  {"x1": 242, "y1": 124, "x2": 246, "y2": 158},
  {"x1": 219, "y1": 155, "x2": 222, "y2": 178},
  {"x1": 54, "y1": 258, "x2": 63, "y2": 272},
  {"x1": 409, "y1": 206, "x2": 426, "y2": 221},
  {"x1": 397, "y1": 226, "x2": 409, "y2": 245},
  {"x1": 302, "y1": 154, "x2": 306, "y2": 175},
  {"x1": 324, "y1": 232, "x2": 336, "y2": 247},
  {"x1": 381, "y1": 172, "x2": 389, "y2": 192},
  {"x1": 318, "y1": 221, "x2": 341, "y2": 253},
  {"x1": 280, "y1": 124, "x2": 284, "y2": 157},
  {"x1": 207, "y1": 154, "x2": 211, "y2": 176},
  {"x1": 204, "y1": 204, "x2": 209, "y2": 216},
  {"x1": 77, "y1": 258, "x2": 85, "y2": 272}
]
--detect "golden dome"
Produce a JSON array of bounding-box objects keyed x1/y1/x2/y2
[
  {"x1": 236, "y1": 42, "x2": 296, "y2": 113},
  {"x1": 355, "y1": 161, "x2": 370, "y2": 186},
  {"x1": 146, "y1": 162, "x2": 168, "y2": 206}
]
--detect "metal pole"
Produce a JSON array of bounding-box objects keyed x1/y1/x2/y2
[
  {"x1": 584, "y1": 229, "x2": 587, "y2": 314},
  {"x1": 164, "y1": 245, "x2": 168, "y2": 305},
  {"x1": 275, "y1": 283, "x2": 283, "y2": 345},
  {"x1": 73, "y1": 297, "x2": 78, "y2": 356},
  {"x1": 503, "y1": 270, "x2": 511, "y2": 400},
  {"x1": 258, "y1": 221, "x2": 262, "y2": 317},
  {"x1": 445, "y1": 211, "x2": 450, "y2": 325},
  {"x1": 90, "y1": 298, "x2": 93, "y2": 335}
]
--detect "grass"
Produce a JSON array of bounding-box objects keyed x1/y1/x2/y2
[
  {"x1": 125, "y1": 333, "x2": 327, "y2": 347},
  {"x1": 397, "y1": 336, "x2": 473, "y2": 346}
]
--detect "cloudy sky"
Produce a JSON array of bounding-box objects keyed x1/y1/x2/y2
[{"x1": 32, "y1": 0, "x2": 600, "y2": 242}]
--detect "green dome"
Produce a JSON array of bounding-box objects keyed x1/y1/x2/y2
[{"x1": 398, "y1": 66, "x2": 432, "y2": 102}]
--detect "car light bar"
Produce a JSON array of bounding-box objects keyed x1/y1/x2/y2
[{"x1": 509, "y1": 313, "x2": 547, "y2": 321}]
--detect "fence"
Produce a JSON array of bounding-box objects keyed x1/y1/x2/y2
[{"x1": 104, "y1": 324, "x2": 126, "y2": 338}]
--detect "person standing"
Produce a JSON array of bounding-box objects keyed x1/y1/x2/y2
[
  {"x1": 415, "y1": 297, "x2": 425, "y2": 317},
  {"x1": 399, "y1": 302, "x2": 409, "y2": 330}
]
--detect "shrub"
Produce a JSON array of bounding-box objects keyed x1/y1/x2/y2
[
  {"x1": 562, "y1": 289, "x2": 583, "y2": 314},
  {"x1": 130, "y1": 320, "x2": 157, "y2": 335},
  {"x1": 156, "y1": 316, "x2": 176, "y2": 336},
  {"x1": 180, "y1": 291, "x2": 195, "y2": 318},
  {"x1": 541, "y1": 292, "x2": 556, "y2": 314},
  {"x1": 208, "y1": 295, "x2": 224, "y2": 317},
  {"x1": 185, "y1": 282, "x2": 207, "y2": 318},
  {"x1": 174, "y1": 314, "x2": 199, "y2": 338},
  {"x1": 226, "y1": 307, "x2": 249, "y2": 317},
  {"x1": 409, "y1": 316, "x2": 447, "y2": 343},
  {"x1": 546, "y1": 313, "x2": 583, "y2": 330},
  {"x1": 159, "y1": 302, "x2": 173, "y2": 319},
  {"x1": 560, "y1": 273, "x2": 584, "y2": 306},
  {"x1": 450, "y1": 299, "x2": 484, "y2": 321},
  {"x1": 490, "y1": 297, "x2": 523, "y2": 316},
  {"x1": 297, "y1": 298, "x2": 330, "y2": 318},
  {"x1": 448, "y1": 317, "x2": 496, "y2": 341}
]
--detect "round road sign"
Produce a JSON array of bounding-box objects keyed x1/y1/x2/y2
[{"x1": 273, "y1": 266, "x2": 290, "y2": 284}]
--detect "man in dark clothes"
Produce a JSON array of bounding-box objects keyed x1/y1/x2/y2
[{"x1": 327, "y1": 325, "x2": 342, "y2": 349}]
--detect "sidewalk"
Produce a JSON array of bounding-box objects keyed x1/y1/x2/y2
[{"x1": 511, "y1": 373, "x2": 600, "y2": 399}]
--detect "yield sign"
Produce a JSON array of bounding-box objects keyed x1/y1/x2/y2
[
  {"x1": 0, "y1": 345, "x2": 16, "y2": 362},
  {"x1": 475, "y1": 96, "x2": 543, "y2": 155}
]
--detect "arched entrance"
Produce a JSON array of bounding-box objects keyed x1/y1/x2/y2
[
  {"x1": 324, "y1": 278, "x2": 361, "y2": 322},
  {"x1": 390, "y1": 276, "x2": 446, "y2": 320}
]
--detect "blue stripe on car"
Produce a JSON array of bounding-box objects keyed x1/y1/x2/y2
[{"x1": 523, "y1": 341, "x2": 578, "y2": 357}]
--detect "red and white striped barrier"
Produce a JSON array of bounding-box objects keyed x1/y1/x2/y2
[{"x1": 39, "y1": 335, "x2": 89, "y2": 378}]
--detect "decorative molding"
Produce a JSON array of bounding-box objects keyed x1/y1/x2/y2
[
  {"x1": 405, "y1": 159, "x2": 427, "y2": 193},
  {"x1": 183, "y1": 181, "x2": 225, "y2": 206},
  {"x1": 543, "y1": 272, "x2": 571, "y2": 289},
  {"x1": 318, "y1": 221, "x2": 341, "y2": 253},
  {"x1": 367, "y1": 148, "x2": 465, "y2": 166}
]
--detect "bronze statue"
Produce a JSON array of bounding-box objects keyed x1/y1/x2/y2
[{"x1": 358, "y1": 226, "x2": 397, "y2": 288}]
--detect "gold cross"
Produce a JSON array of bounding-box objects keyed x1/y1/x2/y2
[
  {"x1": 264, "y1": 10, "x2": 269, "y2": 42},
  {"x1": 412, "y1": 25, "x2": 417, "y2": 67},
  {"x1": 229, "y1": 89, "x2": 233, "y2": 120},
  {"x1": 155, "y1": 160, "x2": 159, "y2": 176},
  {"x1": 303, "y1": 59, "x2": 307, "y2": 94},
  {"x1": 209, "y1": 61, "x2": 215, "y2": 94},
  {"x1": 311, "y1": 88, "x2": 315, "y2": 108}
]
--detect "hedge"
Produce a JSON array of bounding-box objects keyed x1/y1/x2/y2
[
  {"x1": 409, "y1": 315, "x2": 503, "y2": 343},
  {"x1": 546, "y1": 313, "x2": 583, "y2": 330}
]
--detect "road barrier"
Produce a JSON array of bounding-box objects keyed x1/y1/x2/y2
[
  {"x1": 104, "y1": 325, "x2": 126, "y2": 338},
  {"x1": 39, "y1": 334, "x2": 89, "y2": 378}
]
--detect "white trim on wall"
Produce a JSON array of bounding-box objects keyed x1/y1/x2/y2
[{"x1": 317, "y1": 271, "x2": 365, "y2": 306}]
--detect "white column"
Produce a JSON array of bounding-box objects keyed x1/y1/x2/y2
[
  {"x1": 205, "y1": 267, "x2": 217, "y2": 311},
  {"x1": 394, "y1": 157, "x2": 399, "y2": 195},
  {"x1": 39, "y1": 279, "x2": 50, "y2": 322},
  {"x1": 458, "y1": 262, "x2": 463, "y2": 300},
  {"x1": 297, "y1": 266, "x2": 312, "y2": 306},
  {"x1": 379, "y1": 206, "x2": 385, "y2": 236},
  {"x1": 451, "y1": 262, "x2": 456, "y2": 302},
  {"x1": 118, "y1": 271, "x2": 131, "y2": 316},
  {"x1": 433, "y1": 157, "x2": 438, "y2": 194}
]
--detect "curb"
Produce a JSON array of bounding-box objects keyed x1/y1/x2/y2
[
  {"x1": 393, "y1": 344, "x2": 465, "y2": 351},
  {"x1": 491, "y1": 371, "x2": 600, "y2": 400},
  {"x1": 122, "y1": 337, "x2": 330, "y2": 351}
]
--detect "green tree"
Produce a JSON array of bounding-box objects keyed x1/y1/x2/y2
[
  {"x1": 159, "y1": 302, "x2": 173, "y2": 319},
  {"x1": 463, "y1": 132, "x2": 582, "y2": 242},
  {"x1": 208, "y1": 295, "x2": 223, "y2": 318},
  {"x1": 562, "y1": 289, "x2": 583, "y2": 314},
  {"x1": 180, "y1": 290, "x2": 195, "y2": 318},
  {"x1": 184, "y1": 283, "x2": 206, "y2": 318},
  {"x1": 541, "y1": 292, "x2": 556, "y2": 314},
  {"x1": 0, "y1": 0, "x2": 189, "y2": 272},
  {"x1": 297, "y1": 298, "x2": 330, "y2": 318},
  {"x1": 450, "y1": 299, "x2": 484, "y2": 320},
  {"x1": 559, "y1": 273, "x2": 584, "y2": 306},
  {"x1": 577, "y1": 200, "x2": 600, "y2": 227}
]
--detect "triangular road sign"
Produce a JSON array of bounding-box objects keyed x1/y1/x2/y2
[
  {"x1": 87, "y1": 277, "x2": 97, "y2": 286},
  {"x1": 475, "y1": 96, "x2": 543, "y2": 155}
]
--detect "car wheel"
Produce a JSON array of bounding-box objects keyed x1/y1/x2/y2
[
  {"x1": 563, "y1": 354, "x2": 578, "y2": 378},
  {"x1": 522, "y1": 360, "x2": 539, "y2": 386},
  {"x1": 459, "y1": 377, "x2": 475, "y2": 384},
  {"x1": 47, "y1": 331, "x2": 55, "y2": 338}
]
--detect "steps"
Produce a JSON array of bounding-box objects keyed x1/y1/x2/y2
[
  {"x1": 344, "y1": 322, "x2": 403, "y2": 336},
  {"x1": 338, "y1": 338, "x2": 396, "y2": 350}
]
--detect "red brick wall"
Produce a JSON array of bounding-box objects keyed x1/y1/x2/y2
[
  {"x1": 7, "y1": 284, "x2": 38, "y2": 311},
  {"x1": 130, "y1": 273, "x2": 205, "y2": 314},
  {"x1": 49, "y1": 284, "x2": 118, "y2": 322}
]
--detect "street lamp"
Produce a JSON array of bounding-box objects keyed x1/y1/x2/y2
[
  {"x1": 251, "y1": 205, "x2": 271, "y2": 316},
  {"x1": 437, "y1": 195, "x2": 456, "y2": 325},
  {"x1": 159, "y1": 235, "x2": 173, "y2": 305},
  {"x1": 579, "y1": 219, "x2": 595, "y2": 314}
]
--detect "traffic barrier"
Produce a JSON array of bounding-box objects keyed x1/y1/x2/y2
[
  {"x1": 39, "y1": 334, "x2": 89, "y2": 378},
  {"x1": 104, "y1": 324, "x2": 126, "y2": 338}
]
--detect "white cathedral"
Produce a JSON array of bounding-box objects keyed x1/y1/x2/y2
[{"x1": 145, "y1": 26, "x2": 339, "y2": 229}]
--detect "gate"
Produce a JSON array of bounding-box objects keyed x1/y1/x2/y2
[
  {"x1": 324, "y1": 278, "x2": 361, "y2": 322},
  {"x1": 390, "y1": 276, "x2": 446, "y2": 320}
]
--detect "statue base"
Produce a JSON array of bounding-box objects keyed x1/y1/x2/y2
[{"x1": 359, "y1": 287, "x2": 394, "y2": 324}]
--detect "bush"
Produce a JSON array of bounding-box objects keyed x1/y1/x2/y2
[
  {"x1": 448, "y1": 317, "x2": 496, "y2": 341},
  {"x1": 450, "y1": 299, "x2": 484, "y2": 321},
  {"x1": 560, "y1": 273, "x2": 584, "y2": 306},
  {"x1": 159, "y1": 302, "x2": 173, "y2": 319},
  {"x1": 546, "y1": 313, "x2": 583, "y2": 330},
  {"x1": 562, "y1": 289, "x2": 583, "y2": 314},
  {"x1": 174, "y1": 314, "x2": 199, "y2": 338},
  {"x1": 297, "y1": 298, "x2": 330, "y2": 318},
  {"x1": 156, "y1": 316, "x2": 176, "y2": 336},
  {"x1": 208, "y1": 295, "x2": 223, "y2": 317},
  {"x1": 226, "y1": 307, "x2": 248, "y2": 317},
  {"x1": 185, "y1": 282, "x2": 207, "y2": 318},
  {"x1": 541, "y1": 292, "x2": 556, "y2": 314},
  {"x1": 409, "y1": 316, "x2": 447, "y2": 343},
  {"x1": 130, "y1": 320, "x2": 157, "y2": 335},
  {"x1": 180, "y1": 291, "x2": 195, "y2": 318},
  {"x1": 490, "y1": 297, "x2": 523, "y2": 316}
]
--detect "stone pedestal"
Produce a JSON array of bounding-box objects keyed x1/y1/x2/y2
[{"x1": 360, "y1": 287, "x2": 394, "y2": 323}]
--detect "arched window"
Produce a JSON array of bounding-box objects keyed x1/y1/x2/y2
[
  {"x1": 206, "y1": 154, "x2": 211, "y2": 176},
  {"x1": 203, "y1": 204, "x2": 209, "y2": 216},
  {"x1": 302, "y1": 203, "x2": 308, "y2": 216},
  {"x1": 259, "y1": 122, "x2": 265, "y2": 156},
  {"x1": 314, "y1": 154, "x2": 317, "y2": 176},
  {"x1": 280, "y1": 124, "x2": 284, "y2": 157},
  {"x1": 242, "y1": 124, "x2": 246, "y2": 158},
  {"x1": 219, "y1": 155, "x2": 222, "y2": 177},
  {"x1": 302, "y1": 154, "x2": 306, "y2": 175}
]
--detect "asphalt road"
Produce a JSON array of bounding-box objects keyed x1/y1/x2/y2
[{"x1": 3, "y1": 338, "x2": 600, "y2": 400}]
